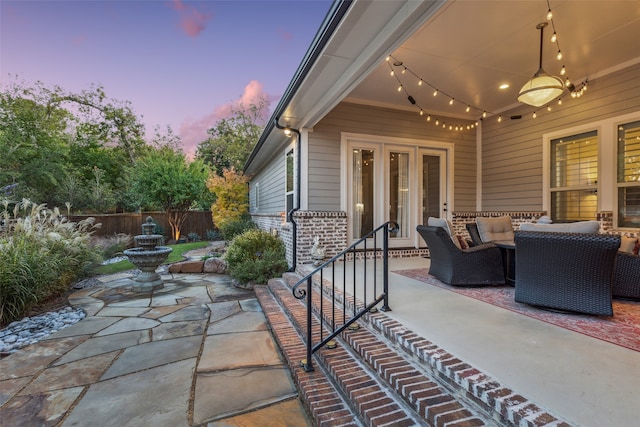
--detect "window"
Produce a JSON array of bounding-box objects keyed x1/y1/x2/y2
[
  {"x1": 285, "y1": 149, "x2": 294, "y2": 217},
  {"x1": 617, "y1": 120, "x2": 640, "y2": 228},
  {"x1": 352, "y1": 148, "x2": 375, "y2": 238},
  {"x1": 550, "y1": 130, "x2": 598, "y2": 222}
]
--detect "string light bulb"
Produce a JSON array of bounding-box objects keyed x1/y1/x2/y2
[
  {"x1": 498, "y1": 115, "x2": 502, "y2": 122},
  {"x1": 418, "y1": 79, "x2": 423, "y2": 86},
  {"x1": 449, "y1": 98, "x2": 454, "y2": 105},
  {"x1": 433, "y1": 89, "x2": 438, "y2": 97},
  {"x1": 556, "y1": 50, "x2": 563, "y2": 60},
  {"x1": 551, "y1": 32, "x2": 557, "y2": 43},
  {"x1": 560, "y1": 65, "x2": 566, "y2": 76},
  {"x1": 547, "y1": 9, "x2": 553, "y2": 20},
  {"x1": 397, "y1": 85, "x2": 402, "y2": 92},
  {"x1": 466, "y1": 105, "x2": 471, "y2": 113},
  {"x1": 533, "y1": 111, "x2": 537, "y2": 118}
]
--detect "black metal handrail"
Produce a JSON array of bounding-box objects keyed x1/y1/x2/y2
[{"x1": 292, "y1": 221, "x2": 399, "y2": 372}]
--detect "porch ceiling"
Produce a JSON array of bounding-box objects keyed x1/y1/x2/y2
[{"x1": 346, "y1": 0, "x2": 640, "y2": 120}]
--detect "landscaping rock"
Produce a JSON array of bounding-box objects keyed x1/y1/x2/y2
[
  {"x1": 204, "y1": 258, "x2": 227, "y2": 274},
  {"x1": 169, "y1": 261, "x2": 204, "y2": 273}
]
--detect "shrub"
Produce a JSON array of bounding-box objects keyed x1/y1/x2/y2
[
  {"x1": 205, "y1": 229, "x2": 222, "y2": 241},
  {"x1": 91, "y1": 233, "x2": 132, "y2": 259},
  {"x1": 224, "y1": 229, "x2": 288, "y2": 285},
  {"x1": 187, "y1": 232, "x2": 200, "y2": 242},
  {"x1": 219, "y1": 213, "x2": 257, "y2": 241},
  {"x1": 0, "y1": 199, "x2": 101, "y2": 325}
]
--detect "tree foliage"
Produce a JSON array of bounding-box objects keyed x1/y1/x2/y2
[
  {"x1": 130, "y1": 145, "x2": 211, "y2": 240},
  {"x1": 196, "y1": 97, "x2": 266, "y2": 175},
  {"x1": 207, "y1": 167, "x2": 249, "y2": 230}
]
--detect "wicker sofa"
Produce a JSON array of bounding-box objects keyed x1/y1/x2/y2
[
  {"x1": 417, "y1": 225, "x2": 505, "y2": 286},
  {"x1": 514, "y1": 231, "x2": 621, "y2": 316},
  {"x1": 613, "y1": 251, "x2": 640, "y2": 300}
]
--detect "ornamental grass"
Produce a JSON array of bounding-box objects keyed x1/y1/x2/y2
[{"x1": 0, "y1": 199, "x2": 101, "y2": 326}]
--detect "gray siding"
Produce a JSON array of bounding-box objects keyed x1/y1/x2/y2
[
  {"x1": 310, "y1": 102, "x2": 477, "y2": 211},
  {"x1": 481, "y1": 62, "x2": 640, "y2": 211},
  {"x1": 250, "y1": 151, "x2": 285, "y2": 213}
]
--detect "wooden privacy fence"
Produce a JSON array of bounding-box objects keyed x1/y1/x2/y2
[{"x1": 70, "y1": 211, "x2": 215, "y2": 240}]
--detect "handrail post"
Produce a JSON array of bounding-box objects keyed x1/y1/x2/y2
[
  {"x1": 304, "y1": 276, "x2": 314, "y2": 372},
  {"x1": 381, "y1": 222, "x2": 392, "y2": 312}
]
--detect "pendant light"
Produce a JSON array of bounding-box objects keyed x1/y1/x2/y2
[{"x1": 517, "y1": 22, "x2": 564, "y2": 107}]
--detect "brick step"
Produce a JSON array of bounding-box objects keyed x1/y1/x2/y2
[
  {"x1": 270, "y1": 273, "x2": 494, "y2": 427},
  {"x1": 255, "y1": 284, "x2": 361, "y2": 426}
]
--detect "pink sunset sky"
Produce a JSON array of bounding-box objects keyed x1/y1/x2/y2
[{"x1": 0, "y1": 0, "x2": 331, "y2": 158}]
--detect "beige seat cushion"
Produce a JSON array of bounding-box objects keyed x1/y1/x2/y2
[
  {"x1": 519, "y1": 220, "x2": 600, "y2": 234},
  {"x1": 427, "y1": 217, "x2": 461, "y2": 249},
  {"x1": 476, "y1": 216, "x2": 514, "y2": 243}
]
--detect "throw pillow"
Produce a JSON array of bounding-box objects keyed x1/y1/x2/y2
[
  {"x1": 427, "y1": 217, "x2": 461, "y2": 249},
  {"x1": 620, "y1": 236, "x2": 638, "y2": 254},
  {"x1": 634, "y1": 239, "x2": 640, "y2": 256},
  {"x1": 476, "y1": 216, "x2": 514, "y2": 243},
  {"x1": 456, "y1": 235, "x2": 469, "y2": 249}
]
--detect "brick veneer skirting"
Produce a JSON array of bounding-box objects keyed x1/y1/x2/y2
[{"x1": 252, "y1": 210, "x2": 637, "y2": 268}]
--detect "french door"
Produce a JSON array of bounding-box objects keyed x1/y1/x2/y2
[{"x1": 347, "y1": 137, "x2": 449, "y2": 248}]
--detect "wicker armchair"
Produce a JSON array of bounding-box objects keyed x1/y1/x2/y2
[
  {"x1": 417, "y1": 225, "x2": 505, "y2": 286},
  {"x1": 514, "y1": 231, "x2": 621, "y2": 316},
  {"x1": 613, "y1": 252, "x2": 640, "y2": 300}
]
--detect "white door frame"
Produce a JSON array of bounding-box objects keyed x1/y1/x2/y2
[{"x1": 341, "y1": 132, "x2": 454, "y2": 248}]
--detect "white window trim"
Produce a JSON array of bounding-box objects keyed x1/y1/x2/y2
[
  {"x1": 284, "y1": 142, "x2": 296, "y2": 220},
  {"x1": 543, "y1": 111, "x2": 640, "y2": 226}
]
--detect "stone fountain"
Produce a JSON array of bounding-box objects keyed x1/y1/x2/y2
[{"x1": 124, "y1": 216, "x2": 172, "y2": 292}]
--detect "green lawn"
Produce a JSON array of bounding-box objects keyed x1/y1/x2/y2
[{"x1": 93, "y1": 241, "x2": 210, "y2": 275}]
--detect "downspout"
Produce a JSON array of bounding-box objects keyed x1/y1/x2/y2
[{"x1": 274, "y1": 118, "x2": 301, "y2": 272}]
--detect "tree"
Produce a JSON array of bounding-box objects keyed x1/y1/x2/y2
[
  {"x1": 207, "y1": 167, "x2": 249, "y2": 229},
  {"x1": 196, "y1": 97, "x2": 267, "y2": 175},
  {"x1": 130, "y1": 146, "x2": 211, "y2": 241},
  {"x1": 0, "y1": 79, "x2": 153, "y2": 212}
]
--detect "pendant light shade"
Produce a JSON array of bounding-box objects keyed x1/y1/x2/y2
[{"x1": 517, "y1": 23, "x2": 564, "y2": 107}]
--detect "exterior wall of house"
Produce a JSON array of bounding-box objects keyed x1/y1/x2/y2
[
  {"x1": 309, "y1": 102, "x2": 478, "y2": 212},
  {"x1": 481, "y1": 62, "x2": 640, "y2": 212},
  {"x1": 249, "y1": 151, "x2": 285, "y2": 214}
]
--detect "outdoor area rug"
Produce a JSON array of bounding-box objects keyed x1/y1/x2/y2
[{"x1": 393, "y1": 268, "x2": 640, "y2": 352}]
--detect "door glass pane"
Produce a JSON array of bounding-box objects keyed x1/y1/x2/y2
[
  {"x1": 389, "y1": 152, "x2": 409, "y2": 238},
  {"x1": 422, "y1": 155, "x2": 441, "y2": 224},
  {"x1": 352, "y1": 149, "x2": 374, "y2": 238}
]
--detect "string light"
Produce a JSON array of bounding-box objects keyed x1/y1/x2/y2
[{"x1": 449, "y1": 98, "x2": 454, "y2": 105}]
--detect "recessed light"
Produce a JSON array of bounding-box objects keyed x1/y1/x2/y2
[{"x1": 499, "y1": 83, "x2": 510, "y2": 90}]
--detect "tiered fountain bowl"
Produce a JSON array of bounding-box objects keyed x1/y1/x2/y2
[{"x1": 123, "y1": 216, "x2": 172, "y2": 292}]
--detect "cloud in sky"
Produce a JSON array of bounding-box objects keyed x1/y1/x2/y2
[
  {"x1": 178, "y1": 80, "x2": 274, "y2": 159},
  {"x1": 171, "y1": 0, "x2": 212, "y2": 37}
]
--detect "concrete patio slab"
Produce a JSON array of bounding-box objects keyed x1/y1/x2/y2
[
  {"x1": 62, "y1": 358, "x2": 195, "y2": 427},
  {"x1": 193, "y1": 367, "x2": 297, "y2": 425},
  {"x1": 101, "y1": 335, "x2": 202, "y2": 380}
]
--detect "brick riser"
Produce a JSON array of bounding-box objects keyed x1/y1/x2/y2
[{"x1": 288, "y1": 267, "x2": 573, "y2": 427}]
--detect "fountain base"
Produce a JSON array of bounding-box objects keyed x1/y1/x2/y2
[{"x1": 123, "y1": 246, "x2": 172, "y2": 292}]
